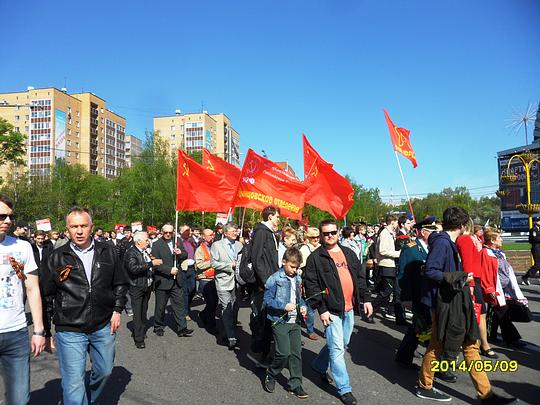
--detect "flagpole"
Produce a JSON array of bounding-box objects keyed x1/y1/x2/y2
[
  {"x1": 394, "y1": 151, "x2": 415, "y2": 221},
  {"x1": 240, "y1": 207, "x2": 247, "y2": 232},
  {"x1": 173, "y1": 210, "x2": 179, "y2": 279}
]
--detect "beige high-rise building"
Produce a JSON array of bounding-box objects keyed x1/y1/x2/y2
[
  {"x1": 0, "y1": 87, "x2": 126, "y2": 179},
  {"x1": 125, "y1": 134, "x2": 143, "y2": 167},
  {"x1": 153, "y1": 111, "x2": 240, "y2": 166}
]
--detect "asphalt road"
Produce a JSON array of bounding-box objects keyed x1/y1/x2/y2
[{"x1": 3, "y1": 282, "x2": 540, "y2": 405}]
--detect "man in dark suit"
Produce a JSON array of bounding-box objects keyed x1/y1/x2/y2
[
  {"x1": 32, "y1": 230, "x2": 55, "y2": 352},
  {"x1": 151, "y1": 223, "x2": 193, "y2": 337},
  {"x1": 124, "y1": 231, "x2": 163, "y2": 348}
]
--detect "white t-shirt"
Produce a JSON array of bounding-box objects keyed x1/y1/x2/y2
[{"x1": 0, "y1": 236, "x2": 38, "y2": 333}]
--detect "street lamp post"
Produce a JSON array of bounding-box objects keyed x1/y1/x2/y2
[{"x1": 501, "y1": 152, "x2": 540, "y2": 266}]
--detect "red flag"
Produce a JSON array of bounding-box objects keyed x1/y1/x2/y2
[
  {"x1": 383, "y1": 109, "x2": 418, "y2": 168},
  {"x1": 232, "y1": 149, "x2": 306, "y2": 220},
  {"x1": 305, "y1": 158, "x2": 354, "y2": 220},
  {"x1": 202, "y1": 148, "x2": 241, "y2": 190},
  {"x1": 176, "y1": 149, "x2": 235, "y2": 212},
  {"x1": 302, "y1": 133, "x2": 332, "y2": 177}
]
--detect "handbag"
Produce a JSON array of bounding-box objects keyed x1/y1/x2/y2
[{"x1": 506, "y1": 300, "x2": 533, "y2": 323}]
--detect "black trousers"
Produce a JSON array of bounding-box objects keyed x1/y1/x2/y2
[
  {"x1": 130, "y1": 285, "x2": 151, "y2": 343},
  {"x1": 198, "y1": 280, "x2": 218, "y2": 329},
  {"x1": 372, "y1": 275, "x2": 406, "y2": 323},
  {"x1": 487, "y1": 304, "x2": 521, "y2": 344},
  {"x1": 268, "y1": 322, "x2": 303, "y2": 390},
  {"x1": 524, "y1": 250, "x2": 540, "y2": 278},
  {"x1": 250, "y1": 289, "x2": 272, "y2": 355},
  {"x1": 154, "y1": 285, "x2": 187, "y2": 333}
]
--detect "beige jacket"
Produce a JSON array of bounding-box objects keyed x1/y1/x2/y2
[{"x1": 376, "y1": 227, "x2": 400, "y2": 268}]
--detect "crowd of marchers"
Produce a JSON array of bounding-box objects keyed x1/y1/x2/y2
[{"x1": 2, "y1": 193, "x2": 539, "y2": 405}]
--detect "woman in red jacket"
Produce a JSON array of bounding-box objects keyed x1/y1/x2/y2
[{"x1": 456, "y1": 222, "x2": 497, "y2": 358}]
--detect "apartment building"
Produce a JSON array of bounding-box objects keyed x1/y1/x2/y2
[
  {"x1": 0, "y1": 87, "x2": 126, "y2": 179},
  {"x1": 125, "y1": 134, "x2": 143, "y2": 167},
  {"x1": 153, "y1": 110, "x2": 240, "y2": 166}
]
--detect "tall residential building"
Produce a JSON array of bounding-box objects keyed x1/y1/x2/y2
[
  {"x1": 125, "y1": 134, "x2": 143, "y2": 167},
  {"x1": 0, "y1": 87, "x2": 126, "y2": 179},
  {"x1": 153, "y1": 111, "x2": 241, "y2": 166}
]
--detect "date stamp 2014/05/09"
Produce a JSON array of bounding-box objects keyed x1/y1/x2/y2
[{"x1": 430, "y1": 360, "x2": 518, "y2": 373}]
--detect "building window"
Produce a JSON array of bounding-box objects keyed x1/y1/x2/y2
[
  {"x1": 76, "y1": 121, "x2": 80, "y2": 128},
  {"x1": 76, "y1": 111, "x2": 80, "y2": 117},
  {"x1": 25, "y1": 115, "x2": 29, "y2": 120},
  {"x1": 76, "y1": 153, "x2": 79, "y2": 159},
  {"x1": 15, "y1": 127, "x2": 20, "y2": 132},
  {"x1": 15, "y1": 115, "x2": 19, "y2": 121},
  {"x1": 68, "y1": 107, "x2": 71, "y2": 113},
  {"x1": 76, "y1": 142, "x2": 79, "y2": 149}
]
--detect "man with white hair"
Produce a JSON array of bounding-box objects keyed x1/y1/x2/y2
[
  {"x1": 125, "y1": 232, "x2": 163, "y2": 348},
  {"x1": 151, "y1": 224, "x2": 193, "y2": 337},
  {"x1": 211, "y1": 222, "x2": 243, "y2": 350}
]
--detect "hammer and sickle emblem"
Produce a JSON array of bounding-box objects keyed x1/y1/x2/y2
[
  {"x1": 182, "y1": 162, "x2": 189, "y2": 176},
  {"x1": 207, "y1": 160, "x2": 215, "y2": 172},
  {"x1": 309, "y1": 164, "x2": 319, "y2": 178},
  {"x1": 395, "y1": 126, "x2": 411, "y2": 149}
]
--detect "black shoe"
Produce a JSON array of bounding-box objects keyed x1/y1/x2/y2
[
  {"x1": 415, "y1": 387, "x2": 452, "y2": 401},
  {"x1": 340, "y1": 392, "x2": 358, "y2": 405},
  {"x1": 480, "y1": 392, "x2": 518, "y2": 405},
  {"x1": 521, "y1": 276, "x2": 530, "y2": 286},
  {"x1": 177, "y1": 328, "x2": 194, "y2": 337},
  {"x1": 153, "y1": 329, "x2": 164, "y2": 337},
  {"x1": 480, "y1": 348, "x2": 499, "y2": 359},
  {"x1": 263, "y1": 374, "x2": 275, "y2": 393},
  {"x1": 135, "y1": 341, "x2": 146, "y2": 349},
  {"x1": 289, "y1": 387, "x2": 309, "y2": 399},
  {"x1": 435, "y1": 371, "x2": 457, "y2": 383},
  {"x1": 395, "y1": 359, "x2": 420, "y2": 371},
  {"x1": 228, "y1": 338, "x2": 237, "y2": 350},
  {"x1": 365, "y1": 317, "x2": 375, "y2": 324},
  {"x1": 311, "y1": 366, "x2": 333, "y2": 384}
]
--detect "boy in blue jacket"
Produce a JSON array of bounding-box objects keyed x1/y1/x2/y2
[{"x1": 263, "y1": 246, "x2": 308, "y2": 399}]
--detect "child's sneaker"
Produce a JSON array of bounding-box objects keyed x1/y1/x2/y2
[{"x1": 289, "y1": 387, "x2": 309, "y2": 399}]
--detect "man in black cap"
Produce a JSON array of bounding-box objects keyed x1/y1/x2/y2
[{"x1": 522, "y1": 216, "x2": 540, "y2": 285}]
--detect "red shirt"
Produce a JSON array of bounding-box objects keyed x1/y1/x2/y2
[
  {"x1": 329, "y1": 248, "x2": 354, "y2": 312},
  {"x1": 456, "y1": 235, "x2": 482, "y2": 286}
]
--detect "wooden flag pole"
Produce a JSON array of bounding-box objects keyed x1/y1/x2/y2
[{"x1": 394, "y1": 151, "x2": 415, "y2": 221}]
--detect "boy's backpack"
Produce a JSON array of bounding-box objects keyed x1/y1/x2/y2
[{"x1": 236, "y1": 242, "x2": 256, "y2": 286}]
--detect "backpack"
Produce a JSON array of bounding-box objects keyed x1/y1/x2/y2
[{"x1": 236, "y1": 242, "x2": 256, "y2": 285}]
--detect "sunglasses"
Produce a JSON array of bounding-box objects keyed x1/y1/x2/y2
[
  {"x1": 163, "y1": 231, "x2": 174, "y2": 235},
  {"x1": 0, "y1": 213, "x2": 15, "y2": 222},
  {"x1": 9, "y1": 257, "x2": 26, "y2": 281},
  {"x1": 322, "y1": 230, "x2": 338, "y2": 237}
]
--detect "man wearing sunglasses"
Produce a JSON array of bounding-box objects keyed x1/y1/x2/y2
[
  {"x1": 44, "y1": 207, "x2": 129, "y2": 405},
  {"x1": 304, "y1": 219, "x2": 373, "y2": 405},
  {"x1": 0, "y1": 194, "x2": 46, "y2": 405},
  {"x1": 151, "y1": 224, "x2": 193, "y2": 337}
]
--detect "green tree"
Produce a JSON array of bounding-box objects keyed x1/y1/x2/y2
[{"x1": 0, "y1": 118, "x2": 26, "y2": 169}]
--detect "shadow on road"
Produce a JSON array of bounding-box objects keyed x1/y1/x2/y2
[{"x1": 30, "y1": 366, "x2": 132, "y2": 405}]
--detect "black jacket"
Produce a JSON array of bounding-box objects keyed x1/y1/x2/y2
[
  {"x1": 124, "y1": 246, "x2": 153, "y2": 289},
  {"x1": 151, "y1": 237, "x2": 187, "y2": 290},
  {"x1": 117, "y1": 237, "x2": 134, "y2": 260},
  {"x1": 250, "y1": 222, "x2": 279, "y2": 288},
  {"x1": 32, "y1": 240, "x2": 54, "y2": 290},
  {"x1": 529, "y1": 225, "x2": 540, "y2": 255},
  {"x1": 436, "y1": 272, "x2": 479, "y2": 357},
  {"x1": 304, "y1": 244, "x2": 371, "y2": 316},
  {"x1": 44, "y1": 241, "x2": 129, "y2": 333}
]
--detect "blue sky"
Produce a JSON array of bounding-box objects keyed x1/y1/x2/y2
[{"x1": 2, "y1": 0, "x2": 539, "y2": 201}]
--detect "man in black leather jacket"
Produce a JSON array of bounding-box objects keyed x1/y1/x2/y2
[
  {"x1": 44, "y1": 207, "x2": 128, "y2": 405},
  {"x1": 124, "y1": 231, "x2": 162, "y2": 348}
]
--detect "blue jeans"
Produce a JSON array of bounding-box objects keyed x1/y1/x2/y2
[
  {"x1": 305, "y1": 306, "x2": 315, "y2": 334},
  {"x1": 311, "y1": 310, "x2": 355, "y2": 396},
  {"x1": 0, "y1": 327, "x2": 30, "y2": 405},
  {"x1": 55, "y1": 323, "x2": 115, "y2": 405}
]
